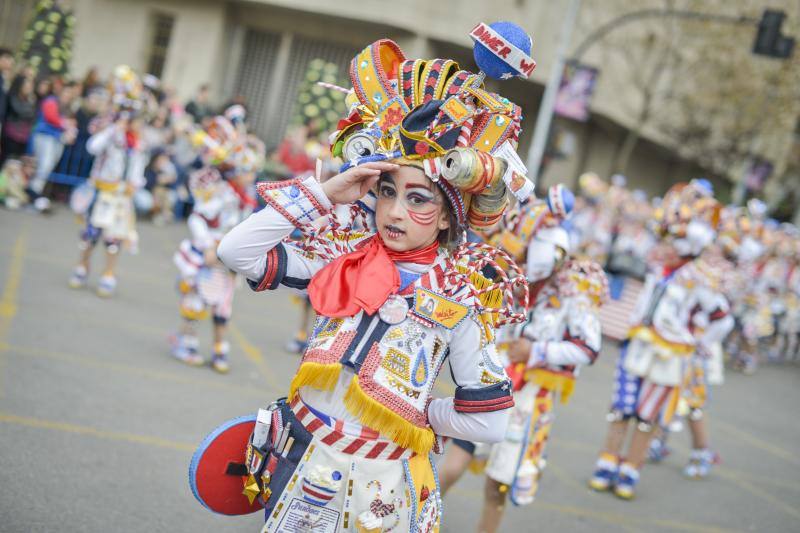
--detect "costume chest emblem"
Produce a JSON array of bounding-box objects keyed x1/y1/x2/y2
[{"x1": 412, "y1": 287, "x2": 469, "y2": 329}]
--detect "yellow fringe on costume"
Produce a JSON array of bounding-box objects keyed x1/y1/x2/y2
[
  {"x1": 288, "y1": 362, "x2": 342, "y2": 400},
  {"x1": 177, "y1": 279, "x2": 193, "y2": 295},
  {"x1": 468, "y1": 458, "x2": 488, "y2": 474},
  {"x1": 289, "y1": 364, "x2": 435, "y2": 455},
  {"x1": 180, "y1": 306, "x2": 209, "y2": 321},
  {"x1": 95, "y1": 180, "x2": 122, "y2": 193},
  {"x1": 525, "y1": 368, "x2": 576, "y2": 404},
  {"x1": 627, "y1": 326, "x2": 694, "y2": 356},
  {"x1": 343, "y1": 376, "x2": 435, "y2": 455},
  {"x1": 457, "y1": 266, "x2": 504, "y2": 342}
]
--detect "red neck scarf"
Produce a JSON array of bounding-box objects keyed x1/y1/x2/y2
[
  {"x1": 308, "y1": 235, "x2": 439, "y2": 318},
  {"x1": 125, "y1": 130, "x2": 138, "y2": 150}
]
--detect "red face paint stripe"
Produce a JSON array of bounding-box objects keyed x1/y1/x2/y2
[{"x1": 409, "y1": 209, "x2": 438, "y2": 226}]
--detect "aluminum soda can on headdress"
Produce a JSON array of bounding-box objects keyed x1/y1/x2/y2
[{"x1": 327, "y1": 22, "x2": 537, "y2": 233}]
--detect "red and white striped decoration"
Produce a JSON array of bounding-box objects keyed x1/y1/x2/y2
[
  {"x1": 445, "y1": 242, "x2": 529, "y2": 327},
  {"x1": 290, "y1": 398, "x2": 414, "y2": 460},
  {"x1": 456, "y1": 117, "x2": 474, "y2": 147},
  {"x1": 423, "y1": 157, "x2": 442, "y2": 180},
  {"x1": 637, "y1": 382, "x2": 674, "y2": 422},
  {"x1": 291, "y1": 204, "x2": 371, "y2": 261},
  {"x1": 315, "y1": 81, "x2": 350, "y2": 94},
  {"x1": 599, "y1": 277, "x2": 643, "y2": 341},
  {"x1": 301, "y1": 478, "x2": 338, "y2": 506}
]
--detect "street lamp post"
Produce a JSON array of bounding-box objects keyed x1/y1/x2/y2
[
  {"x1": 524, "y1": 0, "x2": 582, "y2": 184},
  {"x1": 524, "y1": 7, "x2": 791, "y2": 191}
]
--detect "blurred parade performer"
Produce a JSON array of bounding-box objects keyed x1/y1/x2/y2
[
  {"x1": 192, "y1": 23, "x2": 538, "y2": 531},
  {"x1": 772, "y1": 226, "x2": 800, "y2": 362},
  {"x1": 589, "y1": 180, "x2": 733, "y2": 500},
  {"x1": 68, "y1": 66, "x2": 147, "y2": 297},
  {"x1": 649, "y1": 206, "x2": 760, "y2": 478},
  {"x1": 438, "y1": 186, "x2": 608, "y2": 533},
  {"x1": 761, "y1": 224, "x2": 798, "y2": 362},
  {"x1": 725, "y1": 200, "x2": 774, "y2": 374},
  {"x1": 171, "y1": 108, "x2": 262, "y2": 373}
]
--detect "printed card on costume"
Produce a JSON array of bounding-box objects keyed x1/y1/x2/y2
[
  {"x1": 493, "y1": 140, "x2": 534, "y2": 201},
  {"x1": 413, "y1": 288, "x2": 469, "y2": 329},
  {"x1": 276, "y1": 498, "x2": 340, "y2": 533}
]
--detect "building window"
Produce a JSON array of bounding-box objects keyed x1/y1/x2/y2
[{"x1": 146, "y1": 12, "x2": 174, "y2": 78}]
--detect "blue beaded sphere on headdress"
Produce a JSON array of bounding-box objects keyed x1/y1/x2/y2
[
  {"x1": 472, "y1": 21, "x2": 533, "y2": 80},
  {"x1": 547, "y1": 184, "x2": 575, "y2": 220}
]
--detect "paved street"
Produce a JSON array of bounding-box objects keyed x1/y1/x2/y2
[{"x1": 0, "y1": 207, "x2": 798, "y2": 533}]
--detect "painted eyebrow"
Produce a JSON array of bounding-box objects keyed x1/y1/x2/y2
[
  {"x1": 378, "y1": 173, "x2": 395, "y2": 185},
  {"x1": 404, "y1": 182, "x2": 434, "y2": 191}
]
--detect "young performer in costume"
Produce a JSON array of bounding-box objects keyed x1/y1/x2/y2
[
  {"x1": 649, "y1": 205, "x2": 759, "y2": 477},
  {"x1": 589, "y1": 180, "x2": 733, "y2": 500},
  {"x1": 727, "y1": 203, "x2": 776, "y2": 375},
  {"x1": 172, "y1": 110, "x2": 262, "y2": 372},
  {"x1": 438, "y1": 186, "x2": 608, "y2": 533},
  {"x1": 201, "y1": 24, "x2": 537, "y2": 532},
  {"x1": 68, "y1": 65, "x2": 147, "y2": 297},
  {"x1": 773, "y1": 228, "x2": 800, "y2": 363}
]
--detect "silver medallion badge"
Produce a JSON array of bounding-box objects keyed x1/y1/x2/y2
[{"x1": 378, "y1": 295, "x2": 409, "y2": 325}]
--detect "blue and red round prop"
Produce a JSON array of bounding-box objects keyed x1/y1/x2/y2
[{"x1": 188, "y1": 414, "x2": 262, "y2": 515}]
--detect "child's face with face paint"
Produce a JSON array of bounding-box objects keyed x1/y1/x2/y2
[{"x1": 375, "y1": 165, "x2": 451, "y2": 252}]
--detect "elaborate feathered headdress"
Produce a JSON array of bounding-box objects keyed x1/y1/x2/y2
[{"x1": 329, "y1": 22, "x2": 537, "y2": 232}]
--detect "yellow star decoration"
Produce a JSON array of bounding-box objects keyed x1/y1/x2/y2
[{"x1": 242, "y1": 474, "x2": 261, "y2": 505}]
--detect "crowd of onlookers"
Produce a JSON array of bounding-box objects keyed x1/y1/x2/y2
[{"x1": 0, "y1": 47, "x2": 252, "y2": 220}]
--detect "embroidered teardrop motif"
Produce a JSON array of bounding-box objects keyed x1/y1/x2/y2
[{"x1": 411, "y1": 348, "x2": 429, "y2": 387}]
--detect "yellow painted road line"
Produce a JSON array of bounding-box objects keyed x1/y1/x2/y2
[
  {"x1": 6, "y1": 343, "x2": 269, "y2": 398},
  {"x1": 447, "y1": 485, "x2": 741, "y2": 533},
  {"x1": 546, "y1": 461, "x2": 589, "y2": 494},
  {"x1": 715, "y1": 420, "x2": 799, "y2": 467},
  {"x1": 538, "y1": 501, "x2": 743, "y2": 533},
  {"x1": 0, "y1": 412, "x2": 194, "y2": 452},
  {"x1": 80, "y1": 314, "x2": 166, "y2": 337},
  {"x1": 553, "y1": 437, "x2": 597, "y2": 453},
  {"x1": 229, "y1": 323, "x2": 282, "y2": 393},
  {"x1": 0, "y1": 232, "x2": 27, "y2": 400},
  {"x1": 728, "y1": 470, "x2": 800, "y2": 492},
  {"x1": 0, "y1": 245, "x2": 166, "y2": 290},
  {"x1": 716, "y1": 467, "x2": 800, "y2": 521},
  {"x1": 0, "y1": 233, "x2": 26, "y2": 347}
]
